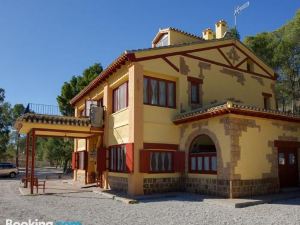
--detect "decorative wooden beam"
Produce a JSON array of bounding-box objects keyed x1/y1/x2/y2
[
  {"x1": 217, "y1": 48, "x2": 233, "y2": 67},
  {"x1": 162, "y1": 57, "x2": 179, "y2": 72}
]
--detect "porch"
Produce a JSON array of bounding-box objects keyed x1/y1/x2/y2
[{"x1": 15, "y1": 103, "x2": 104, "y2": 195}]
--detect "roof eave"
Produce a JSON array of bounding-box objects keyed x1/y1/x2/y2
[{"x1": 70, "y1": 52, "x2": 136, "y2": 106}]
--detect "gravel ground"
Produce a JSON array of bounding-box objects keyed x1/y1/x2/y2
[{"x1": 0, "y1": 177, "x2": 300, "y2": 225}]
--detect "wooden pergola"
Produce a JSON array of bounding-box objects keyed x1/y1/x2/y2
[{"x1": 15, "y1": 113, "x2": 103, "y2": 194}]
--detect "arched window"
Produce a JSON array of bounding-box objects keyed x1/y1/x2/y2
[{"x1": 189, "y1": 135, "x2": 217, "y2": 174}]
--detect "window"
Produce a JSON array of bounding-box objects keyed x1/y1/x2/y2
[
  {"x1": 188, "y1": 77, "x2": 202, "y2": 105},
  {"x1": 155, "y1": 33, "x2": 168, "y2": 47},
  {"x1": 113, "y1": 82, "x2": 128, "y2": 113},
  {"x1": 149, "y1": 151, "x2": 173, "y2": 172},
  {"x1": 262, "y1": 93, "x2": 272, "y2": 110},
  {"x1": 191, "y1": 82, "x2": 199, "y2": 104},
  {"x1": 189, "y1": 135, "x2": 217, "y2": 174},
  {"x1": 247, "y1": 59, "x2": 254, "y2": 72},
  {"x1": 109, "y1": 145, "x2": 126, "y2": 172},
  {"x1": 143, "y1": 76, "x2": 176, "y2": 108}
]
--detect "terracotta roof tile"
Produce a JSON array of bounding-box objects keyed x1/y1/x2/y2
[
  {"x1": 173, "y1": 102, "x2": 300, "y2": 124},
  {"x1": 16, "y1": 113, "x2": 91, "y2": 127}
]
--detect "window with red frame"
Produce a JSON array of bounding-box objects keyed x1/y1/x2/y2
[
  {"x1": 109, "y1": 145, "x2": 126, "y2": 172},
  {"x1": 189, "y1": 135, "x2": 217, "y2": 174},
  {"x1": 149, "y1": 151, "x2": 173, "y2": 172},
  {"x1": 191, "y1": 82, "x2": 199, "y2": 104},
  {"x1": 113, "y1": 82, "x2": 128, "y2": 113},
  {"x1": 188, "y1": 77, "x2": 202, "y2": 105},
  {"x1": 143, "y1": 76, "x2": 176, "y2": 108}
]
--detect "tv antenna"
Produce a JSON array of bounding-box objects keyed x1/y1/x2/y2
[{"x1": 234, "y1": 1, "x2": 250, "y2": 28}]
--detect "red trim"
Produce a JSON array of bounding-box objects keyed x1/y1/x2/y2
[
  {"x1": 189, "y1": 152, "x2": 217, "y2": 174},
  {"x1": 148, "y1": 150, "x2": 175, "y2": 173},
  {"x1": 187, "y1": 76, "x2": 203, "y2": 84},
  {"x1": 174, "y1": 107, "x2": 300, "y2": 125},
  {"x1": 125, "y1": 143, "x2": 134, "y2": 173},
  {"x1": 71, "y1": 41, "x2": 275, "y2": 105},
  {"x1": 135, "y1": 43, "x2": 234, "y2": 62},
  {"x1": 112, "y1": 81, "x2": 128, "y2": 113},
  {"x1": 274, "y1": 141, "x2": 300, "y2": 148},
  {"x1": 143, "y1": 143, "x2": 178, "y2": 150},
  {"x1": 182, "y1": 53, "x2": 274, "y2": 80},
  {"x1": 262, "y1": 92, "x2": 273, "y2": 97},
  {"x1": 217, "y1": 48, "x2": 233, "y2": 67},
  {"x1": 235, "y1": 57, "x2": 248, "y2": 68},
  {"x1": 234, "y1": 45, "x2": 274, "y2": 78},
  {"x1": 144, "y1": 76, "x2": 176, "y2": 109},
  {"x1": 108, "y1": 144, "x2": 129, "y2": 173},
  {"x1": 70, "y1": 53, "x2": 135, "y2": 105},
  {"x1": 162, "y1": 57, "x2": 179, "y2": 72}
]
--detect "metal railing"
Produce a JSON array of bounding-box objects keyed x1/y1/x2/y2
[{"x1": 24, "y1": 103, "x2": 73, "y2": 116}]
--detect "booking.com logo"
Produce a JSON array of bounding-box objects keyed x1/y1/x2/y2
[{"x1": 6, "y1": 219, "x2": 82, "y2": 225}]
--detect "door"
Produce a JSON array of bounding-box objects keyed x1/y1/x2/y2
[{"x1": 278, "y1": 148, "x2": 299, "y2": 188}]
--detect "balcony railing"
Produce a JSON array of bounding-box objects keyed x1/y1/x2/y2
[{"x1": 24, "y1": 103, "x2": 73, "y2": 116}]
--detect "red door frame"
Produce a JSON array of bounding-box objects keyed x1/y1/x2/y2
[{"x1": 275, "y1": 140, "x2": 300, "y2": 188}]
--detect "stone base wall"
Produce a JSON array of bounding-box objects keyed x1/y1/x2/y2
[
  {"x1": 108, "y1": 176, "x2": 128, "y2": 192},
  {"x1": 185, "y1": 177, "x2": 230, "y2": 197},
  {"x1": 143, "y1": 177, "x2": 185, "y2": 194},
  {"x1": 76, "y1": 170, "x2": 86, "y2": 184},
  {"x1": 184, "y1": 177, "x2": 279, "y2": 198},
  {"x1": 232, "y1": 178, "x2": 279, "y2": 198}
]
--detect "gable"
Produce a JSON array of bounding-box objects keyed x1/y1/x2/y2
[{"x1": 135, "y1": 39, "x2": 275, "y2": 80}]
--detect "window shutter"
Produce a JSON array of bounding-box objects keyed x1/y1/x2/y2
[
  {"x1": 97, "y1": 148, "x2": 107, "y2": 173},
  {"x1": 84, "y1": 151, "x2": 88, "y2": 170},
  {"x1": 174, "y1": 151, "x2": 185, "y2": 172},
  {"x1": 125, "y1": 143, "x2": 134, "y2": 173},
  {"x1": 140, "y1": 150, "x2": 150, "y2": 173},
  {"x1": 72, "y1": 152, "x2": 77, "y2": 170}
]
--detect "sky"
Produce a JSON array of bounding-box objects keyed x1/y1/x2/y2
[{"x1": 0, "y1": 0, "x2": 299, "y2": 106}]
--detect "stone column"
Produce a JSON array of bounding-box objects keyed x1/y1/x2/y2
[{"x1": 127, "y1": 62, "x2": 144, "y2": 196}]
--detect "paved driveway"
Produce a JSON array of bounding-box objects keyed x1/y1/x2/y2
[{"x1": 0, "y1": 176, "x2": 300, "y2": 225}]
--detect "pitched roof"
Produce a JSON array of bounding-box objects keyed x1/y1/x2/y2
[
  {"x1": 173, "y1": 102, "x2": 300, "y2": 124},
  {"x1": 152, "y1": 27, "x2": 203, "y2": 44}
]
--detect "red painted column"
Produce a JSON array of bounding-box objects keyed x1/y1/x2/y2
[
  {"x1": 30, "y1": 130, "x2": 36, "y2": 194},
  {"x1": 25, "y1": 132, "x2": 30, "y2": 188}
]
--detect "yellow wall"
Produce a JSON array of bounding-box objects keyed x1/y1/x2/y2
[{"x1": 235, "y1": 115, "x2": 300, "y2": 179}]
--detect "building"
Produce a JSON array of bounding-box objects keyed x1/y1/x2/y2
[{"x1": 16, "y1": 20, "x2": 300, "y2": 198}]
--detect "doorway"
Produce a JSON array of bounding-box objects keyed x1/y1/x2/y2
[{"x1": 278, "y1": 148, "x2": 299, "y2": 188}]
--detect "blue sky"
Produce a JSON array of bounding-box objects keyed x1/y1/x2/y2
[{"x1": 1, "y1": 0, "x2": 299, "y2": 106}]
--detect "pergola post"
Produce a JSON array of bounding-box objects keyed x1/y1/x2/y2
[
  {"x1": 24, "y1": 131, "x2": 30, "y2": 188},
  {"x1": 30, "y1": 130, "x2": 36, "y2": 194}
]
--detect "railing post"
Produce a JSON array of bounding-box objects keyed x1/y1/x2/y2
[
  {"x1": 30, "y1": 130, "x2": 36, "y2": 194},
  {"x1": 24, "y1": 131, "x2": 30, "y2": 188}
]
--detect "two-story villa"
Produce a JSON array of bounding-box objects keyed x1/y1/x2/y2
[{"x1": 17, "y1": 20, "x2": 300, "y2": 197}]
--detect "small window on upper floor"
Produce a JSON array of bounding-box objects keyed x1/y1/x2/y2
[
  {"x1": 155, "y1": 33, "x2": 169, "y2": 47},
  {"x1": 247, "y1": 59, "x2": 254, "y2": 72},
  {"x1": 262, "y1": 93, "x2": 272, "y2": 110},
  {"x1": 113, "y1": 82, "x2": 128, "y2": 113},
  {"x1": 187, "y1": 77, "x2": 203, "y2": 106},
  {"x1": 143, "y1": 76, "x2": 176, "y2": 108}
]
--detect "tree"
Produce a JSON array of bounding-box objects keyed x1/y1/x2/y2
[
  {"x1": 57, "y1": 63, "x2": 103, "y2": 116},
  {"x1": 228, "y1": 27, "x2": 241, "y2": 40},
  {"x1": 244, "y1": 9, "x2": 300, "y2": 113},
  {"x1": 0, "y1": 89, "x2": 12, "y2": 160}
]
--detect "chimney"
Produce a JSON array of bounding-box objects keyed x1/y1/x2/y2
[
  {"x1": 202, "y1": 28, "x2": 213, "y2": 40},
  {"x1": 215, "y1": 20, "x2": 227, "y2": 39}
]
